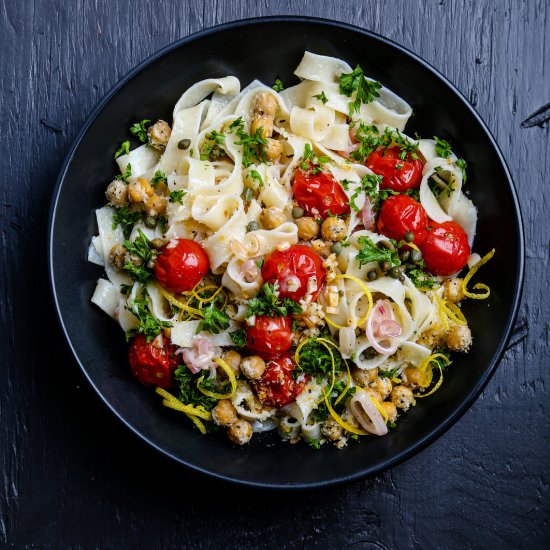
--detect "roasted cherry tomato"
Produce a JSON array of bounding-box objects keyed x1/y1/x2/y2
[
  {"x1": 154, "y1": 238, "x2": 210, "y2": 293},
  {"x1": 292, "y1": 168, "x2": 351, "y2": 219},
  {"x1": 246, "y1": 315, "x2": 293, "y2": 359},
  {"x1": 366, "y1": 147, "x2": 424, "y2": 192},
  {"x1": 421, "y1": 221, "x2": 470, "y2": 276},
  {"x1": 377, "y1": 194, "x2": 428, "y2": 245},
  {"x1": 128, "y1": 334, "x2": 178, "y2": 388},
  {"x1": 253, "y1": 354, "x2": 307, "y2": 407},
  {"x1": 261, "y1": 244, "x2": 326, "y2": 301}
]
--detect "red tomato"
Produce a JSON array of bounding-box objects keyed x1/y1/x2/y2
[
  {"x1": 261, "y1": 244, "x2": 326, "y2": 301},
  {"x1": 154, "y1": 238, "x2": 210, "y2": 293},
  {"x1": 292, "y1": 168, "x2": 351, "y2": 219},
  {"x1": 246, "y1": 315, "x2": 293, "y2": 359},
  {"x1": 128, "y1": 334, "x2": 178, "y2": 388},
  {"x1": 253, "y1": 354, "x2": 307, "y2": 407},
  {"x1": 366, "y1": 147, "x2": 424, "y2": 192},
  {"x1": 421, "y1": 221, "x2": 470, "y2": 276},
  {"x1": 377, "y1": 194, "x2": 428, "y2": 245}
]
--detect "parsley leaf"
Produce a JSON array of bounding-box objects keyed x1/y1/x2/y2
[
  {"x1": 122, "y1": 229, "x2": 156, "y2": 284},
  {"x1": 112, "y1": 206, "x2": 144, "y2": 239},
  {"x1": 229, "y1": 329, "x2": 247, "y2": 349},
  {"x1": 248, "y1": 169, "x2": 264, "y2": 188},
  {"x1": 125, "y1": 297, "x2": 172, "y2": 342},
  {"x1": 246, "y1": 283, "x2": 303, "y2": 318},
  {"x1": 174, "y1": 366, "x2": 218, "y2": 411},
  {"x1": 114, "y1": 141, "x2": 130, "y2": 159},
  {"x1": 308, "y1": 438, "x2": 321, "y2": 450},
  {"x1": 455, "y1": 158, "x2": 467, "y2": 183},
  {"x1": 408, "y1": 268, "x2": 436, "y2": 289},
  {"x1": 296, "y1": 337, "x2": 343, "y2": 376},
  {"x1": 312, "y1": 91, "x2": 328, "y2": 104},
  {"x1": 115, "y1": 163, "x2": 132, "y2": 183},
  {"x1": 200, "y1": 130, "x2": 226, "y2": 161},
  {"x1": 379, "y1": 367, "x2": 401, "y2": 380},
  {"x1": 158, "y1": 215, "x2": 168, "y2": 234},
  {"x1": 339, "y1": 65, "x2": 382, "y2": 116},
  {"x1": 196, "y1": 301, "x2": 230, "y2": 334},
  {"x1": 272, "y1": 78, "x2": 284, "y2": 92},
  {"x1": 344, "y1": 173, "x2": 383, "y2": 212},
  {"x1": 150, "y1": 170, "x2": 167, "y2": 187},
  {"x1": 169, "y1": 189, "x2": 186, "y2": 204},
  {"x1": 356, "y1": 236, "x2": 401, "y2": 268},
  {"x1": 231, "y1": 118, "x2": 268, "y2": 168},
  {"x1": 434, "y1": 136, "x2": 452, "y2": 158},
  {"x1": 130, "y1": 119, "x2": 151, "y2": 143}
]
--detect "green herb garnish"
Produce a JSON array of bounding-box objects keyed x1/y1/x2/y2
[
  {"x1": 114, "y1": 141, "x2": 130, "y2": 159},
  {"x1": 339, "y1": 65, "x2": 382, "y2": 116},
  {"x1": 246, "y1": 283, "x2": 303, "y2": 318},
  {"x1": 130, "y1": 119, "x2": 151, "y2": 143}
]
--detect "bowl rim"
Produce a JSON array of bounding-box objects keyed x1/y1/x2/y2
[{"x1": 48, "y1": 15, "x2": 525, "y2": 490}]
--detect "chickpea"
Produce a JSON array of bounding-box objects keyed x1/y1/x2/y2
[
  {"x1": 391, "y1": 386, "x2": 416, "y2": 411},
  {"x1": 150, "y1": 238, "x2": 166, "y2": 250},
  {"x1": 254, "y1": 91, "x2": 278, "y2": 117},
  {"x1": 240, "y1": 355, "x2": 266, "y2": 380},
  {"x1": 105, "y1": 179, "x2": 128, "y2": 207},
  {"x1": 227, "y1": 419, "x2": 253, "y2": 445},
  {"x1": 352, "y1": 367, "x2": 378, "y2": 386},
  {"x1": 321, "y1": 216, "x2": 347, "y2": 242},
  {"x1": 382, "y1": 401, "x2": 398, "y2": 423},
  {"x1": 373, "y1": 376, "x2": 393, "y2": 400},
  {"x1": 250, "y1": 115, "x2": 274, "y2": 138},
  {"x1": 127, "y1": 178, "x2": 153, "y2": 203},
  {"x1": 403, "y1": 367, "x2": 422, "y2": 387},
  {"x1": 147, "y1": 120, "x2": 171, "y2": 151},
  {"x1": 310, "y1": 239, "x2": 332, "y2": 257},
  {"x1": 443, "y1": 278, "x2": 465, "y2": 303},
  {"x1": 416, "y1": 325, "x2": 446, "y2": 349},
  {"x1": 262, "y1": 138, "x2": 283, "y2": 162},
  {"x1": 260, "y1": 207, "x2": 286, "y2": 230},
  {"x1": 446, "y1": 324, "x2": 473, "y2": 352},
  {"x1": 363, "y1": 387, "x2": 383, "y2": 403},
  {"x1": 212, "y1": 400, "x2": 238, "y2": 427},
  {"x1": 321, "y1": 418, "x2": 343, "y2": 441},
  {"x1": 221, "y1": 350, "x2": 242, "y2": 375},
  {"x1": 296, "y1": 216, "x2": 320, "y2": 240},
  {"x1": 144, "y1": 194, "x2": 168, "y2": 216}
]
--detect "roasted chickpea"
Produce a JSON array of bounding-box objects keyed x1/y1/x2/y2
[
  {"x1": 403, "y1": 367, "x2": 422, "y2": 387},
  {"x1": 254, "y1": 91, "x2": 278, "y2": 117},
  {"x1": 446, "y1": 324, "x2": 473, "y2": 352},
  {"x1": 296, "y1": 216, "x2": 320, "y2": 240},
  {"x1": 212, "y1": 399, "x2": 238, "y2": 427},
  {"x1": 105, "y1": 179, "x2": 128, "y2": 207},
  {"x1": 221, "y1": 350, "x2": 242, "y2": 375},
  {"x1": 321, "y1": 418, "x2": 343, "y2": 441},
  {"x1": 240, "y1": 355, "x2": 266, "y2": 380},
  {"x1": 127, "y1": 178, "x2": 153, "y2": 203},
  {"x1": 144, "y1": 194, "x2": 168, "y2": 216},
  {"x1": 147, "y1": 120, "x2": 171, "y2": 150},
  {"x1": 352, "y1": 367, "x2": 378, "y2": 386},
  {"x1": 260, "y1": 207, "x2": 286, "y2": 230},
  {"x1": 321, "y1": 216, "x2": 347, "y2": 242},
  {"x1": 382, "y1": 401, "x2": 398, "y2": 423},
  {"x1": 373, "y1": 376, "x2": 393, "y2": 400},
  {"x1": 363, "y1": 387, "x2": 383, "y2": 403},
  {"x1": 416, "y1": 325, "x2": 446, "y2": 349},
  {"x1": 443, "y1": 278, "x2": 465, "y2": 303},
  {"x1": 262, "y1": 138, "x2": 283, "y2": 162},
  {"x1": 227, "y1": 419, "x2": 253, "y2": 445},
  {"x1": 250, "y1": 115, "x2": 274, "y2": 138},
  {"x1": 391, "y1": 386, "x2": 416, "y2": 411}
]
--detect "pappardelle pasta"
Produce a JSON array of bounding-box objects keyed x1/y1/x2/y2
[{"x1": 89, "y1": 52, "x2": 493, "y2": 448}]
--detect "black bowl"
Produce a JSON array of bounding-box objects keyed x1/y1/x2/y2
[{"x1": 48, "y1": 16, "x2": 524, "y2": 489}]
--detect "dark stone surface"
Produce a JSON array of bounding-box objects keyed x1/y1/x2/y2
[{"x1": 0, "y1": 1, "x2": 548, "y2": 548}]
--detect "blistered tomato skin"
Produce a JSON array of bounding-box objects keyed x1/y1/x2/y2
[
  {"x1": 366, "y1": 147, "x2": 424, "y2": 192},
  {"x1": 253, "y1": 354, "x2": 307, "y2": 408},
  {"x1": 128, "y1": 334, "x2": 178, "y2": 388},
  {"x1": 292, "y1": 169, "x2": 351, "y2": 219},
  {"x1": 154, "y1": 238, "x2": 210, "y2": 293},
  {"x1": 246, "y1": 316, "x2": 293, "y2": 359},
  {"x1": 421, "y1": 221, "x2": 471, "y2": 276},
  {"x1": 377, "y1": 194, "x2": 429, "y2": 245},
  {"x1": 261, "y1": 244, "x2": 326, "y2": 301}
]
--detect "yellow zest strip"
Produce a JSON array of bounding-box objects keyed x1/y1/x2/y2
[
  {"x1": 462, "y1": 249, "x2": 495, "y2": 300},
  {"x1": 415, "y1": 365, "x2": 444, "y2": 398},
  {"x1": 370, "y1": 397, "x2": 389, "y2": 422},
  {"x1": 416, "y1": 353, "x2": 451, "y2": 390},
  {"x1": 196, "y1": 357, "x2": 237, "y2": 400},
  {"x1": 334, "y1": 274, "x2": 373, "y2": 327},
  {"x1": 192, "y1": 284, "x2": 224, "y2": 304},
  {"x1": 155, "y1": 388, "x2": 213, "y2": 420},
  {"x1": 184, "y1": 414, "x2": 208, "y2": 434},
  {"x1": 436, "y1": 295, "x2": 450, "y2": 331},
  {"x1": 435, "y1": 294, "x2": 467, "y2": 326},
  {"x1": 157, "y1": 284, "x2": 204, "y2": 317},
  {"x1": 398, "y1": 240, "x2": 421, "y2": 252},
  {"x1": 323, "y1": 390, "x2": 367, "y2": 436}
]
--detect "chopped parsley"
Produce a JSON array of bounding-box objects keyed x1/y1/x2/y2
[
  {"x1": 125, "y1": 296, "x2": 172, "y2": 342},
  {"x1": 229, "y1": 329, "x2": 247, "y2": 349},
  {"x1": 169, "y1": 189, "x2": 186, "y2": 204},
  {"x1": 455, "y1": 158, "x2": 468, "y2": 183},
  {"x1": 200, "y1": 130, "x2": 226, "y2": 162},
  {"x1": 356, "y1": 236, "x2": 401, "y2": 268},
  {"x1": 300, "y1": 143, "x2": 330, "y2": 174},
  {"x1": 115, "y1": 163, "x2": 132, "y2": 183},
  {"x1": 307, "y1": 438, "x2": 322, "y2": 450},
  {"x1": 150, "y1": 170, "x2": 167, "y2": 187},
  {"x1": 350, "y1": 123, "x2": 419, "y2": 163},
  {"x1": 339, "y1": 65, "x2": 382, "y2": 116},
  {"x1": 343, "y1": 174, "x2": 383, "y2": 212},
  {"x1": 379, "y1": 367, "x2": 401, "y2": 380},
  {"x1": 130, "y1": 119, "x2": 150, "y2": 143},
  {"x1": 114, "y1": 141, "x2": 130, "y2": 159},
  {"x1": 272, "y1": 78, "x2": 284, "y2": 92},
  {"x1": 112, "y1": 205, "x2": 143, "y2": 239},
  {"x1": 196, "y1": 300, "x2": 230, "y2": 334},
  {"x1": 313, "y1": 380, "x2": 357, "y2": 422},
  {"x1": 248, "y1": 169, "x2": 264, "y2": 188},
  {"x1": 312, "y1": 91, "x2": 328, "y2": 104},
  {"x1": 246, "y1": 282, "x2": 303, "y2": 318},
  {"x1": 231, "y1": 117, "x2": 268, "y2": 168},
  {"x1": 157, "y1": 215, "x2": 168, "y2": 234},
  {"x1": 434, "y1": 136, "x2": 452, "y2": 158},
  {"x1": 295, "y1": 337, "x2": 343, "y2": 376},
  {"x1": 174, "y1": 366, "x2": 218, "y2": 411},
  {"x1": 408, "y1": 268, "x2": 436, "y2": 289},
  {"x1": 122, "y1": 229, "x2": 156, "y2": 284}
]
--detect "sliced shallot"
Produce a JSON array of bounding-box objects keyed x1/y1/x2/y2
[{"x1": 349, "y1": 389, "x2": 388, "y2": 436}]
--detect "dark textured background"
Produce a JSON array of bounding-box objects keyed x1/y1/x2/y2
[{"x1": 1, "y1": 0, "x2": 548, "y2": 548}]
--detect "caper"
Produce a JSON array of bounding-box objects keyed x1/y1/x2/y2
[
  {"x1": 367, "y1": 270, "x2": 378, "y2": 281},
  {"x1": 380, "y1": 240, "x2": 395, "y2": 250},
  {"x1": 364, "y1": 347, "x2": 377, "y2": 359},
  {"x1": 405, "y1": 263, "x2": 415, "y2": 271},
  {"x1": 389, "y1": 266, "x2": 401, "y2": 279},
  {"x1": 404, "y1": 231, "x2": 414, "y2": 243},
  {"x1": 246, "y1": 221, "x2": 260, "y2": 232},
  {"x1": 209, "y1": 147, "x2": 222, "y2": 161},
  {"x1": 332, "y1": 242, "x2": 343, "y2": 255},
  {"x1": 178, "y1": 138, "x2": 191, "y2": 150},
  {"x1": 144, "y1": 215, "x2": 157, "y2": 229},
  {"x1": 150, "y1": 238, "x2": 165, "y2": 250},
  {"x1": 399, "y1": 249, "x2": 411, "y2": 262},
  {"x1": 292, "y1": 206, "x2": 305, "y2": 219},
  {"x1": 411, "y1": 249, "x2": 423, "y2": 264},
  {"x1": 380, "y1": 260, "x2": 391, "y2": 272},
  {"x1": 399, "y1": 275, "x2": 405, "y2": 282}
]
